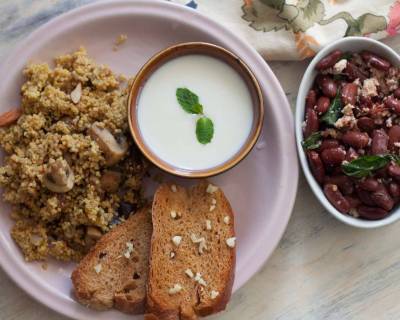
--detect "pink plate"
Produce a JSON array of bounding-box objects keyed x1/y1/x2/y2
[{"x1": 0, "y1": 1, "x2": 298, "y2": 319}]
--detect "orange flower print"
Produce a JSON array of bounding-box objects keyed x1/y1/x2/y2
[{"x1": 295, "y1": 32, "x2": 319, "y2": 59}]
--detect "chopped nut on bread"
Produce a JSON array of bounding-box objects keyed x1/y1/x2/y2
[
  {"x1": 146, "y1": 182, "x2": 235, "y2": 320},
  {"x1": 71, "y1": 206, "x2": 152, "y2": 314}
]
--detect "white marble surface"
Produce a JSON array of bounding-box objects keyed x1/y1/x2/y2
[{"x1": 2, "y1": 1, "x2": 400, "y2": 319}]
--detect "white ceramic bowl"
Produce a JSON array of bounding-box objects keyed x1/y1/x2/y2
[{"x1": 296, "y1": 36, "x2": 400, "y2": 228}]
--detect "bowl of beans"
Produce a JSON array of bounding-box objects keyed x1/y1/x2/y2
[{"x1": 296, "y1": 37, "x2": 400, "y2": 228}]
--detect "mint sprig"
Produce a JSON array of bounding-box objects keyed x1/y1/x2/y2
[
  {"x1": 176, "y1": 88, "x2": 204, "y2": 114},
  {"x1": 176, "y1": 88, "x2": 214, "y2": 144}
]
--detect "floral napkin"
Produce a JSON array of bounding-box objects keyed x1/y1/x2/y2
[{"x1": 172, "y1": 0, "x2": 400, "y2": 60}]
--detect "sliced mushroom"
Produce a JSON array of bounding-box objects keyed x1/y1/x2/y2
[
  {"x1": 100, "y1": 170, "x2": 122, "y2": 192},
  {"x1": 85, "y1": 226, "x2": 103, "y2": 248},
  {"x1": 88, "y1": 123, "x2": 129, "y2": 166},
  {"x1": 43, "y1": 158, "x2": 74, "y2": 193}
]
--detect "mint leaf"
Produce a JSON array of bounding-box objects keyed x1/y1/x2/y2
[
  {"x1": 176, "y1": 88, "x2": 203, "y2": 114},
  {"x1": 302, "y1": 131, "x2": 322, "y2": 150},
  {"x1": 196, "y1": 117, "x2": 214, "y2": 144},
  {"x1": 321, "y1": 90, "x2": 342, "y2": 127},
  {"x1": 342, "y1": 155, "x2": 391, "y2": 178}
]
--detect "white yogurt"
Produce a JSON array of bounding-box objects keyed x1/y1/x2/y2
[{"x1": 137, "y1": 54, "x2": 253, "y2": 170}]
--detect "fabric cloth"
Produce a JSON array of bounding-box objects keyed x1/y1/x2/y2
[{"x1": 171, "y1": 0, "x2": 400, "y2": 60}]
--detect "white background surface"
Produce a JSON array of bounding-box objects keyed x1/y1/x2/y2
[{"x1": 2, "y1": 1, "x2": 400, "y2": 319}]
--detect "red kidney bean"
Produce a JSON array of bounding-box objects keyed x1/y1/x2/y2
[
  {"x1": 394, "y1": 88, "x2": 400, "y2": 99},
  {"x1": 305, "y1": 89, "x2": 317, "y2": 111},
  {"x1": 341, "y1": 83, "x2": 358, "y2": 105},
  {"x1": 388, "y1": 125, "x2": 400, "y2": 150},
  {"x1": 321, "y1": 148, "x2": 346, "y2": 167},
  {"x1": 323, "y1": 184, "x2": 351, "y2": 213},
  {"x1": 358, "y1": 205, "x2": 389, "y2": 220},
  {"x1": 346, "y1": 147, "x2": 359, "y2": 161},
  {"x1": 316, "y1": 50, "x2": 342, "y2": 70},
  {"x1": 319, "y1": 139, "x2": 340, "y2": 152},
  {"x1": 345, "y1": 62, "x2": 367, "y2": 82},
  {"x1": 342, "y1": 131, "x2": 369, "y2": 149},
  {"x1": 357, "y1": 117, "x2": 375, "y2": 133},
  {"x1": 385, "y1": 96, "x2": 400, "y2": 115},
  {"x1": 387, "y1": 164, "x2": 400, "y2": 180},
  {"x1": 320, "y1": 77, "x2": 337, "y2": 98},
  {"x1": 358, "y1": 178, "x2": 380, "y2": 192},
  {"x1": 361, "y1": 51, "x2": 391, "y2": 71},
  {"x1": 371, "y1": 129, "x2": 389, "y2": 155},
  {"x1": 370, "y1": 184, "x2": 394, "y2": 211},
  {"x1": 316, "y1": 96, "x2": 330, "y2": 114},
  {"x1": 304, "y1": 109, "x2": 319, "y2": 138},
  {"x1": 324, "y1": 175, "x2": 354, "y2": 195},
  {"x1": 389, "y1": 182, "x2": 400, "y2": 199},
  {"x1": 345, "y1": 195, "x2": 361, "y2": 208},
  {"x1": 356, "y1": 186, "x2": 376, "y2": 206},
  {"x1": 307, "y1": 151, "x2": 325, "y2": 184}
]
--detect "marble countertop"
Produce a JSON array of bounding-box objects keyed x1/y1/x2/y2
[{"x1": 2, "y1": 1, "x2": 400, "y2": 319}]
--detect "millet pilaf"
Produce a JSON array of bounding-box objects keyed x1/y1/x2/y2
[{"x1": 0, "y1": 48, "x2": 147, "y2": 261}]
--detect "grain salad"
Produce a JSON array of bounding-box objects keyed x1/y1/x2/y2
[{"x1": 0, "y1": 48, "x2": 147, "y2": 261}]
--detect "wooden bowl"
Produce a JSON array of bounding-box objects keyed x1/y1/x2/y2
[{"x1": 128, "y1": 42, "x2": 264, "y2": 178}]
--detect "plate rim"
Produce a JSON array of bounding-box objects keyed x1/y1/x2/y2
[{"x1": 0, "y1": 0, "x2": 299, "y2": 319}]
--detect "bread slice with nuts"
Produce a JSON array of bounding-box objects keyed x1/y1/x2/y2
[
  {"x1": 145, "y1": 182, "x2": 236, "y2": 320},
  {"x1": 71, "y1": 205, "x2": 152, "y2": 313}
]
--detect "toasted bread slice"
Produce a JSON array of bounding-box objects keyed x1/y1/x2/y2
[
  {"x1": 145, "y1": 182, "x2": 236, "y2": 320},
  {"x1": 71, "y1": 205, "x2": 152, "y2": 313}
]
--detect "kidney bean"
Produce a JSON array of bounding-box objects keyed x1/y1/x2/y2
[
  {"x1": 389, "y1": 182, "x2": 400, "y2": 199},
  {"x1": 388, "y1": 125, "x2": 400, "y2": 150},
  {"x1": 320, "y1": 77, "x2": 337, "y2": 98},
  {"x1": 345, "y1": 195, "x2": 362, "y2": 208},
  {"x1": 370, "y1": 184, "x2": 394, "y2": 211},
  {"x1": 316, "y1": 50, "x2": 342, "y2": 70},
  {"x1": 316, "y1": 96, "x2": 330, "y2": 114},
  {"x1": 341, "y1": 83, "x2": 358, "y2": 105},
  {"x1": 342, "y1": 131, "x2": 369, "y2": 149},
  {"x1": 304, "y1": 109, "x2": 319, "y2": 138},
  {"x1": 321, "y1": 147, "x2": 346, "y2": 167},
  {"x1": 346, "y1": 147, "x2": 359, "y2": 161},
  {"x1": 324, "y1": 183, "x2": 351, "y2": 213},
  {"x1": 361, "y1": 51, "x2": 391, "y2": 71},
  {"x1": 387, "y1": 164, "x2": 400, "y2": 180},
  {"x1": 345, "y1": 62, "x2": 367, "y2": 82},
  {"x1": 356, "y1": 186, "x2": 376, "y2": 206},
  {"x1": 385, "y1": 96, "x2": 400, "y2": 115},
  {"x1": 358, "y1": 178, "x2": 380, "y2": 192},
  {"x1": 394, "y1": 88, "x2": 400, "y2": 99},
  {"x1": 305, "y1": 89, "x2": 317, "y2": 111},
  {"x1": 371, "y1": 129, "x2": 389, "y2": 155},
  {"x1": 319, "y1": 139, "x2": 340, "y2": 152},
  {"x1": 358, "y1": 205, "x2": 389, "y2": 220},
  {"x1": 324, "y1": 175, "x2": 354, "y2": 195},
  {"x1": 307, "y1": 151, "x2": 325, "y2": 184},
  {"x1": 357, "y1": 117, "x2": 375, "y2": 133}
]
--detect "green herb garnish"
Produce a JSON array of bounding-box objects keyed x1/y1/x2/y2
[
  {"x1": 176, "y1": 88, "x2": 214, "y2": 144},
  {"x1": 342, "y1": 154, "x2": 400, "y2": 178},
  {"x1": 340, "y1": 52, "x2": 353, "y2": 61},
  {"x1": 196, "y1": 117, "x2": 214, "y2": 145},
  {"x1": 321, "y1": 90, "x2": 342, "y2": 127},
  {"x1": 302, "y1": 131, "x2": 322, "y2": 150},
  {"x1": 176, "y1": 88, "x2": 204, "y2": 115}
]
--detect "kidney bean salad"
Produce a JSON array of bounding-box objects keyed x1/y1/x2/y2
[{"x1": 302, "y1": 49, "x2": 400, "y2": 220}]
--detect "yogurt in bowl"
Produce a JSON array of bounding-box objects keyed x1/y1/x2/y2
[{"x1": 128, "y1": 42, "x2": 263, "y2": 177}]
